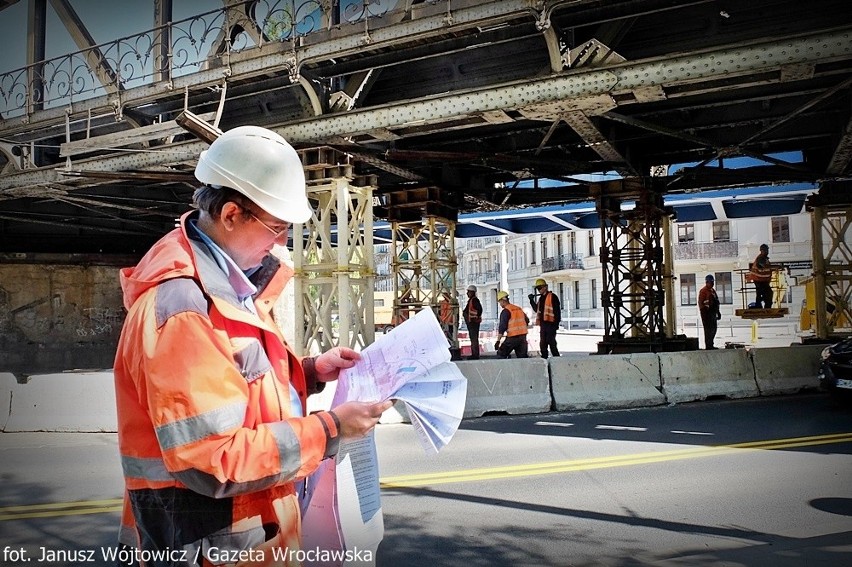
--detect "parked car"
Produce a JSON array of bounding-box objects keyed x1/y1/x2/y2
[{"x1": 818, "y1": 336, "x2": 852, "y2": 399}]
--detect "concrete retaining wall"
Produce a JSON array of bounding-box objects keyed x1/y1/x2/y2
[
  {"x1": 458, "y1": 358, "x2": 551, "y2": 418},
  {"x1": 751, "y1": 344, "x2": 824, "y2": 395},
  {"x1": 550, "y1": 353, "x2": 664, "y2": 411},
  {"x1": 660, "y1": 349, "x2": 758, "y2": 403},
  {"x1": 0, "y1": 260, "x2": 125, "y2": 375}
]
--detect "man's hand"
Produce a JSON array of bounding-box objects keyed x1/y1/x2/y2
[
  {"x1": 494, "y1": 340, "x2": 501, "y2": 350},
  {"x1": 315, "y1": 347, "x2": 361, "y2": 382},
  {"x1": 528, "y1": 294, "x2": 535, "y2": 302},
  {"x1": 332, "y1": 400, "x2": 394, "y2": 439}
]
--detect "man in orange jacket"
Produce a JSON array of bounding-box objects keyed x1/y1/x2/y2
[
  {"x1": 113, "y1": 126, "x2": 391, "y2": 566},
  {"x1": 494, "y1": 290, "x2": 529, "y2": 359}
]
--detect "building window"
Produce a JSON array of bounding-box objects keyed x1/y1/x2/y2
[
  {"x1": 772, "y1": 217, "x2": 790, "y2": 243},
  {"x1": 712, "y1": 221, "x2": 730, "y2": 242},
  {"x1": 568, "y1": 232, "x2": 576, "y2": 255},
  {"x1": 541, "y1": 237, "x2": 548, "y2": 261},
  {"x1": 530, "y1": 241, "x2": 536, "y2": 265},
  {"x1": 591, "y1": 279, "x2": 598, "y2": 309},
  {"x1": 588, "y1": 231, "x2": 596, "y2": 256},
  {"x1": 715, "y1": 272, "x2": 733, "y2": 304},
  {"x1": 509, "y1": 249, "x2": 516, "y2": 271},
  {"x1": 519, "y1": 245, "x2": 525, "y2": 268},
  {"x1": 677, "y1": 223, "x2": 695, "y2": 243},
  {"x1": 680, "y1": 273, "x2": 697, "y2": 305},
  {"x1": 574, "y1": 281, "x2": 580, "y2": 310}
]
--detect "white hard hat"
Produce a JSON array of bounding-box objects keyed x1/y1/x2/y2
[
  {"x1": 194, "y1": 126, "x2": 312, "y2": 223},
  {"x1": 467, "y1": 285, "x2": 477, "y2": 292}
]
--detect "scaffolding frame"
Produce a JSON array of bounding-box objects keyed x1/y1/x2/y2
[
  {"x1": 390, "y1": 215, "x2": 459, "y2": 353},
  {"x1": 810, "y1": 204, "x2": 852, "y2": 338},
  {"x1": 292, "y1": 147, "x2": 376, "y2": 355}
]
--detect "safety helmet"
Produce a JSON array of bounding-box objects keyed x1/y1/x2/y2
[
  {"x1": 497, "y1": 290, "x2": 509, "y2": 301},
  {"x1": 705, "y1": 274, "x2": 715, "y2": 282},
  {"x1": 534, "y1": 278, "x2": 547, "y2": 288},
  {"x1": 194, "y1": 126, "x2": 312, "y2": 223},
  {"x1": 467, "y1": 285, "x2": 477, "y2": 292}
]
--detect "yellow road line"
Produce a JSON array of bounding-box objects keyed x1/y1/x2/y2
[
  {"x1": 2, "y1": 432, "x2": 850, "y2": 520},
  {"x1": 379, "y1": 432, "x2": 852, "y2": 487}
]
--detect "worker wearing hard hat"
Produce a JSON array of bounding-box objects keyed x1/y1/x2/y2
[
  {"x1": 750, "y1": 243, "x2": 774, "y2": 308},
  {"x1": 528, "y1": 277, "x2": 561, "y2": 358},
  {"x1": 494, "y1": 290, "x2": 529, "y2": 359},
  {"x1": 113, "y1": 126, "x2": 392, "y2": 563},
  {"x1": 462, "y1": 285, "x2": 483, "y2": 359}
]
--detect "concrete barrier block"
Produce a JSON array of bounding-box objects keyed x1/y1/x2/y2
[
  {"x1": 457, "y1": 358, "x2": 551, "y2": 418},
  {"x1": 550, "y1": 353, "x2": 664, "y2": 411},
  {"x1": 5, "y1": 371, "x2": 117, "y2": 432},
  {"x1": 751, "y1": 344, "x2": 824, "y2": 395},
  {"x1": 660, "y1": 349, "x2": 757, "y2": 403},
  {"x1": 1, "y1": 372, "x2": 16, "y2": 432}
]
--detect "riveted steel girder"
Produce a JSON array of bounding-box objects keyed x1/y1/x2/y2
[{"x1": 2, "y1": 28, "x2": 851, "y2": 196}]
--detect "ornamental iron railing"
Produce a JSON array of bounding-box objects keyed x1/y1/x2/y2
[{"x1": 0, "y1": 0, "x2": 435, "y2": 117}]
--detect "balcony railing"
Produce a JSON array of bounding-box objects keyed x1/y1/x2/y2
[
  {"x1": 542, "y1": 253, "x2": 584, "y2": 273},
  {"x1": 466, "y1": 269, "x2": 500, "y2": 285},
  {"x1": 0, "y1": 0, "x2": 422, "y2": 117},
  {"x1": 458, "y1": 236, "x2": 503, "y2": 253},
  {"x1": 674, "y1": 240, "x2": 739, "y2": 260}
]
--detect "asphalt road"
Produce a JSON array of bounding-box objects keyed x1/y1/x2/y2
[{"x1": 1, "y1": 394, "x2": 850, "y2": 566}]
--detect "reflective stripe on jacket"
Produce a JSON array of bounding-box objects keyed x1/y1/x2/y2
[
  {"x1": 505, "y1": 304, "x2": 528, "y2": 337},
  {"x1": 536, "y1": 292, "x2": 557, "y2": 325},
  {"x1": 114, "y1": 211, "x2": 338, "y2": 565}
]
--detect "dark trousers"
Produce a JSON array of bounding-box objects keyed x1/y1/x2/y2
[
  {"x1": 467, "y1": 321, "x2": 480, "y2": 359},
  {"x1": 755, "y1": 281, "x2": 773, "y2": 308},
  {"x1": 539, "y1": 322, "x2": 560, "y2": 358},
  {"x1": 497, "y1": 335, "x2": 528, "y2": 358},
  {"x1": 701, "y1": 317, "x2": 718, "y2": 349}
]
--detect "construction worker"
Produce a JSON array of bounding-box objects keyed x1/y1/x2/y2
[
  {"x1": 113, "y1": 126, "x2": 392, "y2": 565},
  {"x1": 750, "y1": 243, "x2": 774, "y2": 308},
  {"x1": 438, "y1": 290, "x2": 454, "y2": 340},
  {"x1": 494, "y1": 290, "x2": 529, "y2": 358},
  {"x1": 698, "y1": 274, "x2": 721, "y2": 349},
  {"x1": 528, "y1": 277, "x2": 561, "y2": 358},
  {"x1": 462, "y1": 285, "x2": 483, "y2": 359}
]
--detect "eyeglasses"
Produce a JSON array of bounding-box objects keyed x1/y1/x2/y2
[{"x1": 242, "y1": 207, "x2": 289, "y2": 239}]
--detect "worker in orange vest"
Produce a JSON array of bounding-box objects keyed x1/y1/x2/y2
[
  {"x1": 528, "y1": 277, "x2": 561, "y2": 358},
  {"x1": 750, "y1": 243, "x2": 774, "y2": 308},
  {"x1": 494, "y1": 290, "x2": 529, "y2": 358},
  {"x1": 462, "y1": 285, "x2": 483, "y2": 359},
  {"x1": 438, "y1": 290, "x2": 454, "y2": 340},
  {"x1": 113, "y1": 126, "x2": 392, "y2": 565}
]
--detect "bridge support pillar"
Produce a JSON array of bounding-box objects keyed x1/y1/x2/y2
[
  {"x1": 806, "y1": 183, "x2": 852, "y2": 339},
  {"x1": 593, "y1": 179, "x2": 696, "y2": 353},
  {"x1": 291, "y1": 147, "x2": 376, "y2": 355}
]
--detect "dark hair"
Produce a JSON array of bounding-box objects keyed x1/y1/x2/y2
[{"x1": 192, "y1": 185, "x2": 251, "y2": 218}]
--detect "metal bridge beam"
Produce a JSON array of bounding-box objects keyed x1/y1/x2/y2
[{"x1": 4, "y1": 25, "x2": 849, "y2": 196}]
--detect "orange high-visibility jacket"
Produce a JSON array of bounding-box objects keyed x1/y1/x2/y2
[
  {"x1": 505, "y1": 303, "x2": 529, "y2": 337},
  {"x1": 750, "y1": 254, "x2": 773, "y2": 282},
  {"x1": 535, "y1": 292, "x2": 558, "y2": 325},
  {"x1": 114, "y1": 211, "x2": 339, "y2": 566}
]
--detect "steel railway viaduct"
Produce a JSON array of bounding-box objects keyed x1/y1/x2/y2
[{"x1": 0, "y1": 0, "x2": 850, "y2": 372}]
